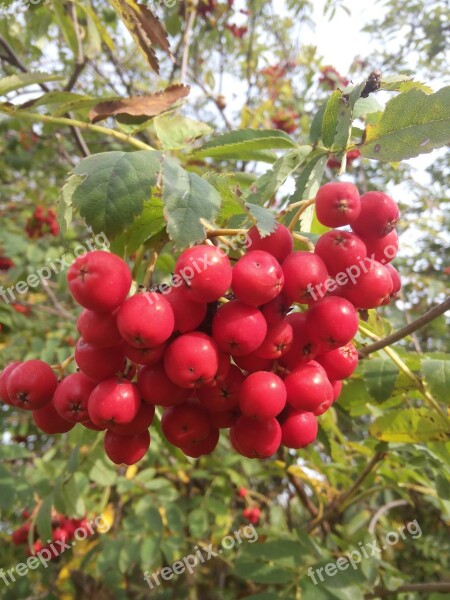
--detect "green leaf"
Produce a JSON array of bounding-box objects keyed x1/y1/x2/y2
[
  {"x1": 381, "y1": 75, "x2": 433, "y2": 94},
  {"x1": 310, "y1": 101, "x2": 327, "y2": 143},
  {"x1": 162, "y1": 157, "x2": 221, "y2": 246},
  {"x1": 289, "y1": 153, "x2": 328, "y2": 234},
  {"x1": 361, "y1": 86, "x2": 450, "y2": 161},
  {"x1": 333, "y1": 82, "x2": 367, "y2": 150},
  {"x1": 89, "y1": 457, "x2": 118, "y2": 486},
  {"x1": 0, "y1": 464, "x2": 16, "y2": 509},
  {"x1": 50, "y1": 0, "x2": 79, "y2": 55},
  {"x1": 69, "y1": 151, "x2": 161, "y2": 238},
  {"x1": 193, "y1": 128, "x2": 298, "y2": 160},
  {"x1": 0, "y1": 73, "x2": 64, "y2": 96},
  {"x1": 204, "y1": 172, "x2": 247, "y2": 222},
  {"x1": 234, "y1": 559, "x2": 293, "y2": 584},
  {"x1": 364, "y1": 358, "x2": 399, "y2": 402},
  {"x1": 422, "y1": 359, "x2": 450, "y2": 404},
  {"x1": 353, "y1": 96, "x2": 384, "y2": 119},
  {"x1": 370, "y1": 408, "x2": 450, "y2": 443},
  {"x1": 322, "y1": 91, "x2": 343, "y2": 148},
  {"x1": 188, "y1": 508, "x2": 209, "y2": 538},
  {"x1": 58, "y1": 174, "x2": 83, "y2": 235},
  {"x1": 112, "y1": 198, "x2": 166, "y2": 255},
  {"x1": 154, "y1": 114, "x2": 213, "y2": 150},
  {"x1": 36, "y1": 495, "x2": 54, "y2": 544},
  {"x1": 54, "y1": 477, "x2": 86, "y2": 517},
  {"x1": 245, "y1": 203, "x2": 277, "y2": 237}
]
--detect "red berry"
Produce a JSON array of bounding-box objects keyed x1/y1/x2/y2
[
  {"x1": 232, "y1": 250, "x2": 284, "y2": 307},
  {"x1": 75, "y1": 339, "x2": 125, "y2": 381},
  {"x1": 33, "y1": 402, "x2": 75, "y2": 434},
  {"x1": 256, "y1": 320, "x2": 293, "y2": 359},
  {"x1": 53, "y1": 373, "x2": 97, "y2": 423},
  {"x1": 123, "y1": 342, "x2": 166, "y2": 366},
  {"x1": 261, "y1": 294, "x2": 291, "y2": 324},
  {"x1": 315, "y1": 230, "x2": 367, "y2": 277},
  {"x1": 281, "y1": 410, "x2": 318, "y2": 449},
  {"x1": 104, "y1": 429, "x2": 150, "y2": 465},
  {"x1": 305, "y1": 297, "x2": 359, "y2": 352},
  {"x1": 247, "y1": 224, "x2": 293, "y2": 263},
  {"x1": 315, "y1": 182, "x2": 361, "y2": 227},
  {"x1": 180, "y1": 428, "x2": 220, "y2": 458},
  {"x1": 351, "y1": 191, "x2": 399, "y2": 240},
  {"x1": 137, "y1": 364, "x2": 189, "y2": 407},
  {"x1": 386, "y1": 264, "x2": 401, "y2": 297},
  {"x1": 331, "y1": 380, "x2": 343, "y2": 401},
  {"x1": 238, "y1": 487, "x2": 248, "y2": 498},
  {"x1": 284, "y1": 363, "x2": 333, "y2": 412},
  {"x1": 173, "y1": 245, "x2": 232, "y2": 303},
  {"x1": 363, "y1": 229, "x2": 399, "y2": 263},
  {"x1": 243, "y1": 507, "x2": 261, "y2": 524},
  {"x1": 208, "y1": 409, "x2": 238, "y2": 429},
  {"x1": 0, "y1": 362, "x2": 22, "y2": 406},
  {"x1": 12, "y1": 523, "x2": 31, "y2": 545},
  {"x1": 282, "y1": 252, "x2": 329, "y2": 304},
  {"x1": 77, "y1": 309, "x2": 122, "y2": 347},
  {"x1": 316, "y1": 342, "x2": 359, "y2": 381},
  {"x1": 232, "y1": 353, "x2": 273, "y2": 373},
  {"x1": 161, "y1": 403, "x2": 211, "y2": 447},
  {"x1": 163, "y1": 286, "x2": 207, "y2": 333},
  {"x1": 212, "y1": 300, "x2": 267, "y2": 356},
  {"x1": 341, "y1": 260, "x2": 393, "y2": 309},
  {"x1": 280, "y1": 312, "x2": 320, "y2": 369},
  {"x1": 198, "y1": 365, "x2": 244, "y2": 412},
  {"x1": 231, "y1": 415, "x2": 281, "y2": 458},
  {"x1": 164, "y1": 332, "x2": 219, "y2": 388},
  {"x1": 67, "y1": 251, "x2": 131, "y2": 312},
  {"x1": 117, "y1": 292, "x2": 174, "y2": 348},
  {"x1": 239, "y1": 371, "x2": 287, "y2": 419},
  {"x1": 7, "y1": 360, "x2": 57, "y2": 410},
  {"x1": 107, "y1": 401, "x2": 155, "y2": 436},
  {"x1": 88, "y1": 378, "x2": 141, "y2": 427}
]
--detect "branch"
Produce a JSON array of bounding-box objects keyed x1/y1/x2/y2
[
  {"x1": 180, "y1": 0, "x2": 198, "y2": 83},
  {"x1": 287, "y1": 472, "x2": 318, "y2": 517},
  {"x1": 359, "y1": 297, "x2": 450, "y2": 358},
  {"x1": 365, "y1": 582, "x2": 450, "y2": 599}
]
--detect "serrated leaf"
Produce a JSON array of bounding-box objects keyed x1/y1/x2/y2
[
  {"x1": 289, "y1": 152, "x2": 328, "y2": 233},
  {"x1": 361, "y1": 86, "x2": 450, "y2": 161},
  {"x1": 310, "y1": 101, "x2": 327, "y2": 143},
  {"x1": 245, "y1": 203, "x2": 277, "y2": 236},
  {"x1": 20, "y1": 91, "x2": 94, "y2": 111},
  {"x1": 364, "y1": 358, "x2": 399, "y2": 402},
  {"x1": 154, "y1": 113, "x2": 212, "y2": 150},
  {"x1": 204, "y1": 172, "x2": 246, "y2": 221},
  {"x1": 381, "y1": 75, "x2": 433, "y2": 94},
  {"x1": 0, "y1": 72, "x2": 64, "y2": 96},
  {"x1": 353, "y1": 96, "x2": 384, "y2": 119},
  {"x1": 194, "y1": 128, "x2": 298, "y2": 160},
  {"x1": 333, "y1": 82, "x2": 367, "y2": 150},
  {"x1": 112, "y1": 198, "x2": 165, "y2": 255},
  {"x1": 36, "y1": 495, "x2": 54, "y2": 544},
  {"x1": 370, "y1": 408, "x2": 450, "y2": 443},
  {"x1": 59, "y1": 174, "x2": 83, "y2": 235},
  {"x1": 188, "y1": 508, "x2": 209, "y2": 538},
  {"x1": 422, "y1": 358, "x2": 450, "y2": 404},
  {"x1": 69, "y1": 151, "x2": 162, "y2": 238},
  {"x1": 162, "y1": 158, "x2": 221, "y2": 246},
  {"x1": 321, "y1": 91, "x2": 343, "y2": 148}
]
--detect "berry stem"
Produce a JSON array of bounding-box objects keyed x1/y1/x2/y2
[
  {"x1": 288, "y1": 198, "x2": 316, "y2": 232},
  {"x1": 291, "y1": 232, "x2": 315, "y2": 251},
  {"x1": 206, "y1": 228, "x2": 249, "y2": 238},
  {"x1": 51, "y1": 354, "x2": 75, "y2": 375}
]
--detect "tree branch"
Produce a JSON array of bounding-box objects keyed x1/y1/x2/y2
[
  {"x1": 359, "y1": 297, "x2": 450, "y2": 358},
  {"x1": 287, "y1": 472, "x2": 319, "y2": 518}
]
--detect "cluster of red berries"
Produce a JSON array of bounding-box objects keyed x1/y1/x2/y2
[
  {"x1": 319, "y1": 65, "x2": 349, "y2": 90},
  {"x1": 238, "y1": 488, "x2": 261, "y2": 524},
  {"x1": 11, "y1": 509, "x2": 92, "y2": 559},
  {"x1": 0, "y1": 181, "x2": 401, "y2": 466},
  {"x1": 327, "y1": 149, "x2": 361, "y2": 170},
  {"x1": 25, "y1": 206, "x2": 59, "y2": 239},
  {"x1": 271, "y1": 110, "x2": 299, "y2": 134}
]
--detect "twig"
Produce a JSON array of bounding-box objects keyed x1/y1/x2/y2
[
  {"x1": 359, "y1": 297, "x2": 450, "y2": 357},
  {"x1": 288, "y1": 198, "x2": 316, "y2": 232},
  {"x1": 180, "y1": 0, "x2": 198, "y2": 83},
  {"x1": 287, "y1": 472, "x2": 318, "y2": 517},
  {"x1": 365, "y1": 582, "x2": 450, "y2": 599},
  {"x1": 368, "y1": 500, "x2": 408, "y2": 535},
  {"x1": 41, "y1": 280, "x2": 76, "y2": 321}
]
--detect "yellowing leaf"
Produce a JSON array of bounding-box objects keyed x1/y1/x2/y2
[{"x1": 125, "y1": 464, "x2": 138, "y2": 479}]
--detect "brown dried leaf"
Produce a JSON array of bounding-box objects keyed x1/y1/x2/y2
[
  {"x1": 109, "y1": 0, "x2": 171, "y2": 73},
  {"x1": 88, "y1": 84, "x2": 190, "y2": 124}
]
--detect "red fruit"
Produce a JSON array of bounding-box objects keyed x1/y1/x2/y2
[
  {"x1": 67, "y1": 250, "x2": 131, "y2": 312},
  {"x1": 164, "y1": 332, "x2": 219, "y2": 388},
  {"x1": 313, "y1": 396, "x2": 334, "y2": 416},
  {"x1": 212, "y1": 300, "x2": 267, "y2": 356},
  {"x1": 198, "y1": 365, "x2": 244, "y2": 412},
  {"x1": 315, "y1": 230, "x2": 367, "y2": 277},
  {"x1": 81, "y1": 419, "x2": 106, "y2": 431},
  {"x1": 331, "y1": 380, "x2": 343, "y2": 402},
  {"x1": 261, "y1": 294, "x2": 291, "y2": 324},
  {"x1": 232, "y1": 250, "x2": 284, "y2": 307},
  {"x1": 256, "y1": 320, "x2": 293, "y2": 359},
  {"x1": 239, "y1": 371, "x2": 286, "y2": 419},
  {"x1": 117, "y1": 292, "x2": 174, "y2": 348},
  {"x1": 12, "y1": 523, "x2": 31, "y2": 545},
  {"x1": 75, "y1": 339, "x2": 125, "y2": 381},
  {"x1": 315, "y1": 182, "x2": 361, "y2": 227},
  {"x1": 7, "y1": 360, "x2": 57, "y2": 410},
  {"x1": 305, "y1": 297, "x2": 359, "y2": 352},
  {"x1": 0, "y1": 362, "x2": 22, "y2": 405},
  {"x1": 138, "y1": 364, "x2": 189, "y2": 407},
  {"x1": 161, "y1": 403, "x2": 211, "y2": 447},
  {"x1": 247, "y1": 224, "x2": 293, "y2": 263},
  {"x1": 316, "y1": 342, "x2": 359, "y2": 381},
  {"x1": 351, "y1": 191, "x2": 399, "y2": 240},
  {"x1": 0, "y1": 257, "x2": 14, "y2": 271},
  {"x1": 231, "y1": 416, "x2": 281, "y2": 458},
  {"x1": 163, "y1": 286, "x2": 207, "y2": 333},
  {"x1": 33, "y1": 402, "x2": 75, "y2": 434},
  {"x1": 386, "y1": 263, "x2": 402, "y2": 297},
  {"x1": 281, "y1": 410, "x2": 318, "y2": 449},
  {"x1": 210, "y1": 352, "x2": 232, "y2": 386},
  {"x1": 280, "y1": 312, "x2": 320, "y2": 369},
  {"x1": 52, "y1": 527, "x2": 70, "y2": 544},
  {"x1": 123, "y1": 342, "x2": 166, "y2": 366},
  {"x1": 88, "y1": 378, "x2": 141, "y2": 427},
  {"x1": 342, "y1": 260, "x2": 393, "y2": 309},
  {"x1": 233, "y1": 353, "x2": 273, "y2": 373},
  {"x1": 208, "y1": 409, "x2": 238, "y2": 429},
  {"x1": 238, "y1": 487, "x2": 248, "y2": 498},
  {"x1": 282, "y1": 252, "x2": 329, "y2": 304},
  {"x1": 284, "y1": 363, "x2": 333, "y2": 412},
  {"x1": 53, "y1": 373, "x2": 97, "y2": 423},
  {"x1": 180, "y1": 428, "x2": 220, "y2": 458},
  {"x1": 104, "y1": 429, "x2": 150, "y2": 465},
  {"x1": 363, "y1": 229, "x2": 399, "y2": 263},
  {"x1": 107, "y1": 401, "x2": 155, "y2": 436},
  {"x1": 173, "y1": 245, "x2": 232, "y2": 303},
  {"x1": 77, "y1": 309, "x2": 122, "y2": 347},
  {"x1": 243, "y1": 507, "x2": 261, "y2": 524}
]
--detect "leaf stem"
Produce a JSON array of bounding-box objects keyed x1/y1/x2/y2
[{"x1": 288, "y1": 198, "x2": 316, "y2": 232}]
